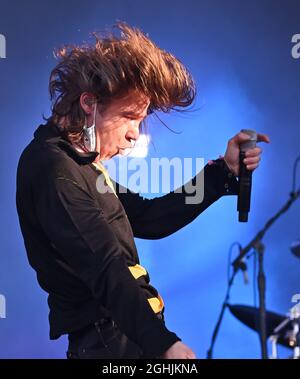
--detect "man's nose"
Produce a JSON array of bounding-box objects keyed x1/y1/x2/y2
[{"x1": 126, "y1": 122, "x2": 140, "y2": 142}]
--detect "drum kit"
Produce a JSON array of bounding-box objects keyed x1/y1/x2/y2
[{"x1": 229, "y1": 239, "x2": 300, "y2": 359}]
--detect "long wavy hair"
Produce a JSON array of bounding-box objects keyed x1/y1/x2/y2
[{"x1": 47, "y1": 22, "x2": 196, "y2": 143}]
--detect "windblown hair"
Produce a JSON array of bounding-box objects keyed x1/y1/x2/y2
[{"x1": 47, "y1": 22, "x2": 196, "y2": 143}]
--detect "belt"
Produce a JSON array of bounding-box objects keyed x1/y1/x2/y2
[
  {"x1": 67, "y1": 312, "x2": 164, "y2": 359},
  {"x1": 93, "y1": 311, "x2": 164, "y2": 328},
  {"x1": 69, "y1": 311, "x2": 164, "y2": 340}
]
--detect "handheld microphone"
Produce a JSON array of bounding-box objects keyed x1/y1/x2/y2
[
  {"x1": 238, "y1": 129, "x2": 257, "y2": 222},
  {"x1": 239, "y1": 260, "x2": 249, "y2": 284}
]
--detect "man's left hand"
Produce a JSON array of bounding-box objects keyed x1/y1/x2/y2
[{"x1": 224, "y1": 131, "x2": 270, "y2": 177}]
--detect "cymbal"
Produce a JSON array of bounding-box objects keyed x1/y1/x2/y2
[{"x1": 228, "y1": 304, "x2": 294, "y2": 348}]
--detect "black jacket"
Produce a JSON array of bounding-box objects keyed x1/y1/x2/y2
[{"x1": 16, "y1": 122, "x2": 238, "y2": 358}]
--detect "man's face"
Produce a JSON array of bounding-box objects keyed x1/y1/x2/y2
[{"x1": 95, "y1": 90, "x2": 150, "y2": 160}]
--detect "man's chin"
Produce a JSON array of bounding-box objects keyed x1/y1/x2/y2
[
  {"x1": 117, "y1": 148, "x2": 132, "y2": 157},
  {"x1": 108, "y1": 150, "x2": 121, "y2": 159}
]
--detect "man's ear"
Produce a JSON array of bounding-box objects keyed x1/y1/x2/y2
[{"x1": 80, "y1": 92, "x2": 97, "y2": 115}]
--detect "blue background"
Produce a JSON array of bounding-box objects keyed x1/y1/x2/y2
[{"x1": 0, "y1": 0, "x2": 299, "y2": 358}]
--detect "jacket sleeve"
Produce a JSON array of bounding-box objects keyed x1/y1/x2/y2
[
  {"x1": 34, "y1": 173, "x2": 180, "y2": 358},
  {"x1": 116, "y1": 158, "x2": 239, "y2": 239}
]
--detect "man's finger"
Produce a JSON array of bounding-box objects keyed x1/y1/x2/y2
[
  {"x1": 257, "y1": 133, "x2": 270, "y2": 143},
  {"x1": 228, "y1": 132, "x2": 252, "y2": 146},
  {"x1": 246, "y1": 163, "x2": 259, "y2": 171},
  {"x1": 229, "y1": 132, "x2": 270, "y2": 146},
  {"x1": 244, "y1": 156, "x2": 261, "y2": 165},
  {"x1": 245, "y1": 147, "x2": 262, "y2": 157}
]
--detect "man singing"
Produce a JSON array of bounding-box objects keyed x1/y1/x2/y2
[{"x1": 16, "y1": 23, "x2": 269, "y2": 359}]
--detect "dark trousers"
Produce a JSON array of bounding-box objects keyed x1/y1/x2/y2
[{"x1": 66, "y1": 313, "x2": 164, "y2": 359}]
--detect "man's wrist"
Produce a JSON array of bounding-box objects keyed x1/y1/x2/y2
[
  {"x1": 221, "y1": 156, "x2": 238, "y2": 178},
  {"x1": 208, "y1": 156, "x2": 239, "y2": 196}
]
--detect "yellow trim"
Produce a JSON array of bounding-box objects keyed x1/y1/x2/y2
[
  {"x1": 147, "y1": 294, "x2": 165, "y2": 314},
  {"x1": 92, "y1": 161, "x2": 117, "y2": 197},
  {"x1": 128, "y1": 264, "x2": 147, "y2": 279},
  {"x1": 91, "y1": 164, "x2": 164, "y2": 314},
  {"x1": 92, "y1": 164, "x2": 164, "y2": 314},
  {"x1": 128, "y1": 264, "x2": 164, "y2": 314}
]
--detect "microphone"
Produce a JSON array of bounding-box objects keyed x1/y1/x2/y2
[
  {"x1": 236, "y1": 244, "x2": 249, "y2": 284},
  {"x1": 239, "y1": 260, "x2": 249, "y2": 284},
  {"x1": 238, "y1": 129, "x2": 257, "y2": 222}
]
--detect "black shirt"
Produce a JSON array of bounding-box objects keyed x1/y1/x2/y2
[{"x1": 16, "y1": 122, "x2": 238, "y2": 358}]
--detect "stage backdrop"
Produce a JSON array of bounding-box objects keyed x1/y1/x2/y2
[{"x1": 0, "y1": 0, "x2": 299, "y2": 358}]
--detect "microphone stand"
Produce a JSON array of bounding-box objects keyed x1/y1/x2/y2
[
  {"x1": 255, "y1": 239, "x2": 267, "y2": 358},
  {"x1": 207, "y1": 188, "x2": 300, "y2": 359},
  {"x1": 233, "y1": 189, "x2": 300, "y2": 359}
]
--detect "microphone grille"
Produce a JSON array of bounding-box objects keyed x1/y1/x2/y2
[{"x1": 240, "y1": 129, "x2": 257, "y2": 152}]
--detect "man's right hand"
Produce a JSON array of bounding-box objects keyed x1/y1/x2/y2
[{"x1": 159, "y1": 341, "x2": 196, "y2": 359}]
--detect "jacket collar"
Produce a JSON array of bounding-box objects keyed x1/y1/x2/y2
[{"x1": 33, "y1": 122, "x2": 99, "y2": 164}]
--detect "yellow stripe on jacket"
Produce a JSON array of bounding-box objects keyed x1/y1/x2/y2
[
  {"x1": 128, "y1": 264, "x2": 164, "y2": 314},
  {"x1": 91, "y1": 164, "x2": 164, "y2": 315},
  {"x1": 92, "y1": 161, "x2": 117, "y2": 197}
]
